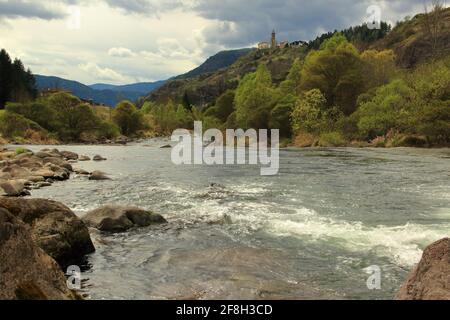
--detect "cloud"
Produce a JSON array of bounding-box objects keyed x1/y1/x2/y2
[
  {"x1": 103, "y1": 0, "x2": 195, "y2": 16},
  {"x1": 108, "y1": 47, "x2": 136, "y2": 58},
  {"x1": 79, "y1": 62, "x2": 126, "y2": 82},
  {"x1": 0, "y1": 0, "x2": 67, "y2": 20},
  {"x1": 192, "y1": 0, "x2": 428, "y2": 47}
]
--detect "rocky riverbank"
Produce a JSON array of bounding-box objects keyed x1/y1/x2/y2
[
  {"x1": 0, "y1": 197, "x2": 168, "y2": 300},
  {"x1": 0, "y1": 147, "x2": 112, "y2": 196}
]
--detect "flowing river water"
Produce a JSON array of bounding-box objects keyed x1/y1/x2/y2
[{"x1": 26, "y1": 140, "x2": 450, "y2": 300}]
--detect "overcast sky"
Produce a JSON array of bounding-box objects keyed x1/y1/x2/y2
[{"x1": 0, "y1": 0, "x2": 434, "y2": 85}]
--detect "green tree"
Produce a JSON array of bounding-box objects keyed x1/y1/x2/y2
[
  {"x1": 0, "y1": 49, "x2": 12, "y2": 108},
  {"x1": 361, "y1": 49, "x2": 396, "y2": 90},
  {"x1": 355, "y1": 80, "x2": 416, "y2": 139},
  {"x1": 279, "y1": 58, "x2": 302, "y2": 95},
  {"x1": 269, "y1": 93, "x2": 296, "y2": 137},
  {"x1": 291, "y1": 89, "x2": 328, "y2": 134},
  {"x1": 300, "y1": 34, "x2": 364, "y2": 115},
  {"x1": 112, "y1": 101, "x2": 143, "y2": 136},
  {"x1": 235, "y1": 64, "x2": 279, "y2": 129}
]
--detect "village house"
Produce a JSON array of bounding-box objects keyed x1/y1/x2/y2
[{"x1": 257, "y1": 30, "x2": 307, "y2": 50}]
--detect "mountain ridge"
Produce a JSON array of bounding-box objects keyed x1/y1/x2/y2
[{"x1": 35, "y1": 75, "x2": 164, "y2": 106}]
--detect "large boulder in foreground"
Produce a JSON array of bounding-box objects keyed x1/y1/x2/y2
[
  {"x1": 0, "y1": 208, "x2": 79, "y2": 300},
  {"x1": 83, "y1": 205, "x2": 167, "y2": 233},
  {"x1": 0, "y1": 198, "x2": 95, "y2": 268},
  {"x1": 396, "y1": 238, "x2": 450, "y2": 300}
]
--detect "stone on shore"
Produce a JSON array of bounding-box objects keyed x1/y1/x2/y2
[
  {"x1": 78, "y1": 155, "x2": 91, "y2": 161},
  {"x1": 0, "y1": 198, "x2": 95, "y2": 268},
  {"x1": 0, "y1": 208, "x2": 79, "y2": 300},
  {"x1": 83, "y1": 205, "x2": 167, "y2": 233},
  {"x1": 0, "y1": 180, "x2": 30, "y2": 197},
  {"x1": 60, "y1": 151, "x2": 79, "y2": 161},
  {"x1": 396, "y1": 238, "x2": 450, "y2": 300}
]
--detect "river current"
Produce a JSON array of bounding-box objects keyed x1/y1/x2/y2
[{"x1": 27, "y1": 140, "x2": 450, "y2": 300}]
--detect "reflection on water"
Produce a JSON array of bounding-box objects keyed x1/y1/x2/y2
[{"x1": 28, "y1": 141, "x2": 450, "y2": 300}]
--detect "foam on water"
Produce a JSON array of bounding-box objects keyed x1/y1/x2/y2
[{"x1": 265, "y1": 210, "x2": 449, "y2": 267}]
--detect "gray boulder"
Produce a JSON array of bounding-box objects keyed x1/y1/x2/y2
[{"x1": 83, "y1": 205, "x2": 167, "y2": 233}]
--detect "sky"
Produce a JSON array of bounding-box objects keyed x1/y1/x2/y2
[{"x1": 0, "y1": 0, "x2": 435, "y2": 85}]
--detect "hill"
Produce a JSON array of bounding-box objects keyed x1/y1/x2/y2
[
  {"x1": 35, "y1": 75, "x2": 163, "y2": 106},
  {"x1": 371, "y1": 6, "x2": 450, "y2": 67},
  {"x1": 145, "y1": 7, "x2": 450, "y2": 110},
  {"x1": 89, "y1": 81, "x2": 166, "y2": 93},
  {"x1": 146, "y1": 47, "x2": 306, "y2": 108},
  {"x1": 176, "y1": 48, "x2": 253, "y2": 79}
]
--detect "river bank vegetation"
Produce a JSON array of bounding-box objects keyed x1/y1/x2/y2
[{"x1": 0, "y1": 5, "x2": 449, "y2": 147}]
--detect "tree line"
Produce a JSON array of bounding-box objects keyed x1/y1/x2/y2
[{"x1": 0, "y1": 49, "x2": 37, "y2": 109}]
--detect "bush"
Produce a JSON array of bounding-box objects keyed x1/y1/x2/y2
[
  {"x1": 0, "y1": 110, "x2": 45, "y2": 138},
  {"x1": 6, "y1": 101, "x2": 59, "y2": 131},
  {"x1": 113, "y1": 101, "x2": 143, "y2": 136},
  {"x1": 318, "y1": 132, "x2": 347, "y2": 147},
  {"x1": 96, "y1": 121, "x2": 120, "y2": 140}
]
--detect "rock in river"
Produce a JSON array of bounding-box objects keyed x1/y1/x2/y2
[
  {"x1": 0, "y1": 208, "x2": 79, "y2": 300},
  {"x1": 396, "y1": 238, "x2": 450, "y2": 300},
  {"x1": 89, "y1": 170, "x2": 111, "y2": 181},
  {"x1": 93, "y1": 155, "x2": 107, "y2": 161},
  {"x1": 83, "y1": 205, "x2": 167, "y2": 233},
  {"x1": 0, "y1": 198, "x2": 95, "y2": 268}
]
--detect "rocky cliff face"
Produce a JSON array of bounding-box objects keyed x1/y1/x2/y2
[{"x1": 396, "y1": 238, "x2": 450, "y2": 300}]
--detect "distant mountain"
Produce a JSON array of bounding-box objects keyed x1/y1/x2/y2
[
  {"x1": 176, "y1": 48, "x2": 253, "y2": 79},
  {"x1": 35, "y1": 75, "x2": 165, "y2": 106},
  {"x1": 89, "y1": 81, "x2": 166, "y2": 94}
]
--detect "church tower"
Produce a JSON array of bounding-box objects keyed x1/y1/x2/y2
[{"x1": 271, "y1": 29, "x2": 277, "y2": 49}]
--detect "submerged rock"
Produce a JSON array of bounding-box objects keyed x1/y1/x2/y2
[
  {"x1": 0, "y1": 198, "x2": 95, "y2": 268},
  {"x1": 396, "y1": 238, "x2": 450, "y2": 300},
  {"x1": 83, "y1": 205, "x2": 167, "y2": 233},
  {"x1": 93, "y1": 155, "x2": 107, "y2": 161},
  {"x1": 0, "y1": 208, "x2": 79, "y2": 300},
  {"x1": 89, "y1": 170, "x2": 110, "y2": 181}
]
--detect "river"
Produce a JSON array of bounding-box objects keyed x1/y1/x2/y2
[{"x1": 26, "y1": 140, "x2": 450, "y2": 300}]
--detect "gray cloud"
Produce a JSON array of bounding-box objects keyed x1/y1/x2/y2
[
  {"x1": 193, "y1": 0, "x2": 428, "y2": 47},
  {"x1": 103, "y1": 0, "x2": 191, "y2": 15},
  {"x1": 0, "y1": 0, "x2": 67, "y2": 20}
]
